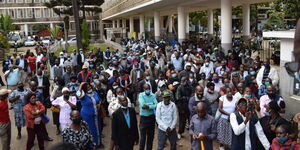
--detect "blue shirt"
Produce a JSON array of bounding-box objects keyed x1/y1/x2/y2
[
  {"x1": 5, "y1": 68, "x2": 19, "y2": 86},
  {"x1": 171, "y1": 57, "x2": 183, "y2": 71},
  {"x1": 123, "y1": 111, "x2": 130, "y2": 128},
  {"x1": 138, "y1": 92, "x2": 158, "y2": 117}
]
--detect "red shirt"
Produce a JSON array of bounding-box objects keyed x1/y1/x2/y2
[{"x1": 0, "y1": 100, "x2": 10, "y2": 124}]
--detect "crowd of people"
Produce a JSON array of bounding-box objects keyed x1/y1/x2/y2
[{"x1": 0, "y1": 37, "x2": 300, "y2": 150}]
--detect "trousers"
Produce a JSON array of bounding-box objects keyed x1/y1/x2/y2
[
  {"x1": 26, "y1": 124, "x2": 45, "y2": 150},
  {"x1": 139, "y1": 115, "x2": 155, "y2": 150},
  {"x1": 0, "y1": 122, "x2": 11, "y2": 150}
]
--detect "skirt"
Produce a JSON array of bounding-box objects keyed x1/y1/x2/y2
[{"x1": 217, "y1": 118, "x2": 232, "y2": 145}]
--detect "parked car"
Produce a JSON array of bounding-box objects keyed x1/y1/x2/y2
[
  {"x1": 62, "y1": 37, "x2": 77, "y2": 47},
  {"x1": 24, "y1": 39, "x2": 36, "y2": 46},
  {"x1": 41, "y1": 37, "x2": 53, "y2": 45}
]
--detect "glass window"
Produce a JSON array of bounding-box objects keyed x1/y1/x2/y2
[
  {"x1": 7, "y1": 0, "x2": 14, "y2": 3},
  {"x1": 44, "y1": 8, "x2": 50, "y2": 18},
  {"x1": 34, "y1": 0, "x2": 39, "y2": 3},
  {"x1": 9, "y1": 10, "x2": 15, "y2": 18},
  {"x1": 26, "y1": 8, "x2": 33, "y2": 18},
  {"x1": 17, "y1": 9, "x2": 24, "y2": 18},
  {"x1": 25, "y1": 0, "x2": 31, "y2": 3},
  {"x1": 16, "y1": 0, "x2": 23, "y2": 3},
  {"x1": 35, "y1": 8, "x2": 41, "y2": 18}
]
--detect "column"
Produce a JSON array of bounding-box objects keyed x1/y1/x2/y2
[
  {"x1": 242, "y1": 3, "x2": 250, "y2": 40},
  {"x1": 50, "y1": 23, "x2": 54, "y2": 29},
  {"x1": 139, "y1": 14, "x2": 145, "y2": 39},
  {"x1": 221, "y1": 0, "x2": 232, "y2": 54},
  {"x1": 178, "y1": 6, "x2": 186, "y2": 43},
  {"x1": 154, "y1": 11, "x2": 160, "y2": 41},
  {"x1": 129, "y1": 17, "x2": 134, "y2": 38},
  {"x1": 148, "y1": 18, "x2": 151, "y2": 32},
  {"x1": 168, "y1": 15, "x2": 173, "y2": 33},
  {"x1": 186, "y1": 12, "x2": 189, "y2": 38},
  {"x1": 24, "y1": 23, "x2": 28, "y2": 38},
  {"x1": 117, "y1": 19, "x2": 120, "y2": 28},
  {"x1": 122, "y1": 19, "x2": 126, "y2": 28},
  {"x1": 207, "y1": 9, "x2": 214, "y2": 40},
  {"x1": 122, "y1": 19, "x2": 126, "y2": 38},
  {"x1": 112, "y1": 20, "x2": 116, "y2": 28}
]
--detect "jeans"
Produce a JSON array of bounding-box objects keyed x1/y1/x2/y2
[
  {"x1": 26, "y1": 124, "x2": 44, "y2": 150},
  {"x1": 157, "y1": 129, "x2": 177, "y2": 150},
  {"x1": 139, "y1": 115, "x2": 155, "y2": 150},
  {"x1": 0, "y1": 122, "x2": 11, "y2": 150}
]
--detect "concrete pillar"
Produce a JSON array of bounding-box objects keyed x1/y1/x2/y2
[
  {"x1": 129, "y1": 17, "x2": 134, "y2": 38},
  {"x1": 168, "y1": 15, "x2": 173, "y2": 33},
  {"x1": 221, "y1": 0, "x2": 232, "y2": 54},
  {"x1": 117, "y1": 19, "x2": 120, "y2": 28},
  {"x1": 122, "y1": 19, "x2": 126, "y2": 28},
  {"x1": 186, "y1": 12, "x2": 189, "y2": 34},
  {"x1": 207, "y1": 9, "x2": 214, "y2": 40},
  {"x1": 24, "y1": 24, "x2": 28, "y2": 38},
  {"x1": 178, "y1": 6, "x2": 186, "y2": 43},
  {"x1": 139, "y1": 14, "x2": 145, "y2": 39},
  {"x1": 154, "y1": 11, "x2": 160, "y2": 41},
  {"x1": 112, "y1": 20, "x2": 116, "y2": 28},
  {"x1": 50, "y1": 23, "x2": 54, "y2": 29},
  {"x1": 242, "y1": 3, "x2": 250, "y2": 40},
  {"x1": 148, "y1": 18, "x2": 151, "y2": 32}
]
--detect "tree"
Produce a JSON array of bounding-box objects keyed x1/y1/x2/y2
[
  {"x1": 274, "y1": 0, "x2": 300, "y2": 23},
  {"x1": 49, "y1": 26, "x2": 61, "y2": 40},
  {"x1": 263, "y1": 11, "x2": 286, "y2": 30},
  {"x1": 81, "y1": 20, "x2": 90, "y2": 49},
  {"x1": 190, "y1": 11, "x2": 208, "y2": 28},
  {"x1": 0, "y1": 14, "x2": 15, "y2": 36}
]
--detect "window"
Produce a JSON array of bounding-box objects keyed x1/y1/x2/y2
[
  {"x1": 34, "y1": 0, "x2": 39, "y2": 3},
  {"x1": 26, "y1": 8, "x2": 33, "y2": 18},
  {"x1": 44, "y1": 8, "x2": 50, "y2": 18},
  {"x1": 9, "y1": 10, "x2": 15, "y2": 18},
  {"x1": 52, "y1": 9, "x2": 58, "y2": 17},
  {"x1": 25, "y1": 0, "x2": 31, "y2": 3},
  {"x1": 7, "y1": 0, "x2": 14, "y2": 3},
  {"x1": 70, "y1": 22, "x2": 75, "y2": 30},
  {"x1": 16, "y1": 0, "x2": 23, "y2": 3},
  {"x1": 34, "y1": 8, "x2": 41, "y2": 18},
  {"x1": 17, "y1": 9, "x2": 24, "y2": 18},
  {"x1": 0, "y1": 0, "x2": 5, "y2": 4}
]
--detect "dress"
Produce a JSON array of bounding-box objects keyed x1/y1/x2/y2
[
  {"x1": 78, "y1": 91, "x2": 102, "y2": 146},
  {"x1": 27, "y1": 56, "x2": 36, "y2": 72},
  {"x1": 9, "y1": 89, "x2": 27, "y2": 127},
  {"x1": 62, "y1": 121, "x2": 95, "y2": 150},
  {"x1": 52, "y1": 96, "x2": 77, "y2": 131},
  {"x1": 50, "y1": 88, "x2": 63, "y2": 126}
]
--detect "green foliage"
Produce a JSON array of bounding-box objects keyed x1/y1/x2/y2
[
  {"x1": 0, "y1": 14, "x2": 15, "y2": 36},
  {"x1": 263, "y1": 11, "x2": 286, "y2": 30},
  {"x1": 0, "y1": 34, "x2": 10, "y2": 50},
  {"x1": 81, "y1": 20, "x2": 90, "y2": 49},
  {"x1": 49, "y1": 26, "x2": 61, "y2": 40},
  {"x1": 32, "y1": 24, "x2": 48, "y2": 32},
  {"x1": 190, "y1": 11, "x2": 207, "y2": 27},
  {"x1": 274, "y1": 0, "x2": 300, "y2": 22}
]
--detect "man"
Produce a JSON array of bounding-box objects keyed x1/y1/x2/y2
[
  {"x1": 111, "y1": 96, "x2": 139, "y2": 150},
  {"x1": 188, "y1": 86, "x2": 212, "y2": 119},
  {"x1": 63, "y1": 66, "x2": 73, "y2": 85},
  {"x1": 16, "y1": 54, "x2": 28, "y2": 83},
  {"x1": 103, "y1": 47, "x2": 112, "y2": 66},
  {"x1": 52, "y1": 59, "x2": 63, "y2": 80},
  {"x1": 215, "y1": 60, "x2": 230, "y2": 76},
  {"x1": 63, "y1": 57, "x2": 73, "y2": 69},
  {"x1": 155, "y1": 82, "x2": 174, "y2": 102},
  {"x1": 176, "y1": 76, "x2": 193, "y2": 139},
  {"x1": 204, "y1": 82, "x2": 220, "y2": 117},
  {"x1": 171, "y1": 52, "x2": 183, "y2": 71},
  {"x1": 32, "y1": 69, "x2": 51, "y2": 106},
  {"x1": 77, "y1": 49, "x2": 85, "y2": 71},
  {"x1": 137, "y1": 72, "x2": 157, "y2": 94},
  {"x1": 189, "y1": 102, "x2": 217, "y2": 150},
  {"x1": 200, "y1": 58, "x2": 214, "y2": 79},
  {"x1": 178, "y1": 62, "x2": 192, "y2": 81},
  {"x1": 2, "y1": 56, "x2": 12, "y2": 73},
  {"x1": 0, "y1": 89, "x2": 12, "y2": 150},
  {"x1": 230, "y1": 98, "x2": 270, "y2": 150},
  {"x1": 4, "y1": 65, "x2": 21, "y2": 87},
  {"x1": 259, "y1": 85, "x2": 284, "y2": 117},
  {"x1": 70, "y1": 50, "x2": 78, "y2": 68},
  {"x1": 8, "y1": 82, "x2": 27, "y2": 139},
  {"x1": 256, "y1": 59, "x2": 279, "y2": 87},
  {"x1": 138, "y1": 84, "x2": 158, "y2": 150},
  {"x1": 77, "y1": 64, "x2": 92, "y2": 83},
  {"x1": 156, "y1": 91, "x2": 177, "y2": 150},
  {"x1": 146, "y1": 61, "x2": 159, "y2": 80}
]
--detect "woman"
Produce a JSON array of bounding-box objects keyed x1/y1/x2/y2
[
  {"x1": 27, "y1": 52, "x2": 36, "y2": 75},
  {"x1": 52, "y1": 87, "x2": 76, "y2": 131},
  {"x1": 119, "y1": 69, "x2": 132, "y2": 99},
  {"x1": 24, "y1": 93, "x2": 46, "y2": 150},
  {"x1": 76, "y1": 82, "x2": 102, "y2": 147},
  {"x1": 106, "y1": 81, "x2": 119, "y2": 104},
  {"x1": 50, "y1": 77, "x2": 65, "y2": 135},
  {"x1": 108, "y1": 87, "x2": 132, "y2": 116},
  {"x1": 217, "y1": 88, "x2": 237, "y2": 150},
  {"x1": 243, "y1": 87, "x2": 260, "y2": 114},
  {"x1": 62, "y1": 110, "x2": 96, "y2": 150}
]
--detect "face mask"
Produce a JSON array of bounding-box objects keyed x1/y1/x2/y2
[
  {"x1": 145, "y1": 90, "x2": 151, "y2": 95},
  {"x1": 63, "y1": 94, "x2": 70, "y2": 99},
  {"x1": 224, "y1": 83, "x2": 230, "y2": 88},
  {"x1": 88, "y1": 89, "x2": 93, "y2": 94},
  {"x1": 89, "y1": 65, "x2": 94, "y2": 68},
  {"x1": 113, "y1": 85, "x2": 118, "y2": 89},
  {"x1": 109, "y1": 66, "x2": 114, "y2": 70},
  {"x1": 207, "y1": 88, "x2": 214, "y2": 94},
  {"x1": 197, "y1": 93, "x2": 203, "y2": 99},
  {"x1": 205, "y1": 62, "x2": 209, "y2": 67},
  {"x1": 244, "y1": 94, "x2": 251, "y2": 98},
  {"x1": 163, "y1": 99, "x2": 170, "y2": 105},
  {"x1": 146, "y1": 76, "x2": 150, "y2": 80},
  {"x1": 220, "y1": 71, "x2": 225, "y2": 75},
  {"x1": 189, "y1": 79, "x2": 193, "y2": 83},
  {"x1": 265, "y1": 82, "x2": 270, "y2": 86},
  {"x1": 80, "y1": 51, "x2": 83, "y2": 54},
  {"x1": 264, "y1": 64, "x2": 270, "y2": 69},
  {"x1": 212, "y1": 77, "x2": 219, "y2": 83},
  {"x1": 171, "y1": 73, "x2": 177, "y2": 78},
  {"x1": 72, "y1": 117, "x2": 82, "y2": 124},
  {"x1": 54, "y1": 85, "x2": 59, "y2": 89},
  {"x1": 264, "y1": 111, "x2": 271, "y2": 116},
  {"x1": 120, "y1": 105, "x2": 128, "y2": 109},
  {"x1": 277, "y1": 137, "x2": 289, "y2": 144},
  {"x1": 18, "y1": 86, "x2": 24, "y2": 91},
  {"x1": 239, "y1": 109, "x2": 247, "y2": 115},
  {"x1": 250, "y1": 71, "x2": 256, "y2": 75},
  {"x1": 94, "y1": 79, "x2": 99, "y2": 83}
]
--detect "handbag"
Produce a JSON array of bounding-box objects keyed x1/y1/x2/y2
[{"x1": 51, "y1": 105, "x2": 60, "y2": 113}]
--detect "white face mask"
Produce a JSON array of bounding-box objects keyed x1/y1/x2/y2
[{"x1": 88, "y1": 89, "x2": 93, "y2": 94}]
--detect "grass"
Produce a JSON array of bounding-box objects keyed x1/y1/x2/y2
[{"x1": 54, "y1": 44, "x2": 110, "y2": 56}]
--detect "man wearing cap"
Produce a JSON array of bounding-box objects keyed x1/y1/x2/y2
[
  {"x1": 0, "y1": 89, "x2": 12, "y2": 150},
  {"x1": 155, "y1": 82, "x2": 174, "y2": 102},
  {"x1": 77, "y1": 64, "x2": 92, "y2": 83},
  {"x1": 230, "y1": 98, "x2": 270, "y2": 150},
  {"x1": 156, "y1": 91, "x2": 177, "y2": 150}
]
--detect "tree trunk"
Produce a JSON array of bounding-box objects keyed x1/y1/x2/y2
[{"x1": 72, "y1": 0, "x2": 83, "y2": 52}]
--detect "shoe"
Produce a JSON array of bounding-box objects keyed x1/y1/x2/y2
[
  {"x1": 56, "y1": 130, "x2": 61, "y2": 135},
  {"x1": 16, "y1": 134, "x2": 21, "y2": 140},
  {"x1": 44, "y1": 137, "x2": 53, "y2": 141},
  {"x1": 177, "y1": 134, "x2": 181, "y2": 140}
]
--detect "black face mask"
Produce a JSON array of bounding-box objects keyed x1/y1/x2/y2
[
  {"x1": 267, "y1": 93, "x2": 276, "y2": 99},
  {"x1": 18, "y1": 86, "x2": 24, "y2": 91},
  {"x1": 72, "y1": 117, "x2": 82, "y2": 124},
  {"x1": 63, "y1": 94, "x2": 70, "y2": 100},
  {"x1": 197, "y1": 93, "x2": 203, "y2": 99}
]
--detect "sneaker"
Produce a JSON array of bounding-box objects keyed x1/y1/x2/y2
[{"x1": 177, "y1": 134, "x2": 181, "y2": 140}]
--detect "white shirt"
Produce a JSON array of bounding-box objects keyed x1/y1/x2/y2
[
  {"x1": 200, "y1": 66, "x2": 214, "y2": 79},
  {"x1": 36, "y1": 54, "x2": 44, "y2": 63},
  {"x1": 18, "y1": 59, "x2": 25, "y2": 69},
  {"x1": 220, "y1": 95, "x2": 237, "y2": 119},
  {"x1": 230, "y1": 112, "x2": 270, "y2": 150},
  {"x1": 52, "y1": 96, "x2": 77, "y2": 125},
  {"x1": 155, "y1": 101, "x2": 177, "y2": 131},
  {"x1": 37, "y1": 76, "x2": 43, "y2": 93}
]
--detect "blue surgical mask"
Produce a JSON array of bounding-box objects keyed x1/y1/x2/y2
[
  {"x1": 113, "y1": 85, "x2": 118, "y2": 89},
  {"x1": 145, "y1": 90, "x2": 151, "y2": 95},
  {"x1": 89, "y1": 65, "x2": 94, "y2": 68},
  {"x1": 250, "y1": 71, "x2": 256, "y2": 76},
  {"x1": 265, "y1": 81, "x2": 270, "y2": 86},
  {"x1": 93, "y1": 79, "x2": 99, "y2": 83},
  {"x1": 171, "y1": 73, "x2": 177, "y2": 78},
  {"x1": 244, "y1": 94, "x2": 252, "y2": 98},
  {"x1": 54, "y1": 85, "x2": 59, "y2": 89},
  {"x1": 212, "y1": 77, "x2": 219, "y2": 83},
  {"x1": 277, "y1": 137, "x2": 289, "y2": 144}
]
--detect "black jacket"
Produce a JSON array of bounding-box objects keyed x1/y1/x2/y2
[
  {"x1": 137, "y1": 79, "x2": 157, "y2": 94},
  {"x1": 31, "y1": 76, "x2": 50, "y2": 103},
  {"x1": 111, "y1": 108, "x2": 139, "y2": 150}
]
